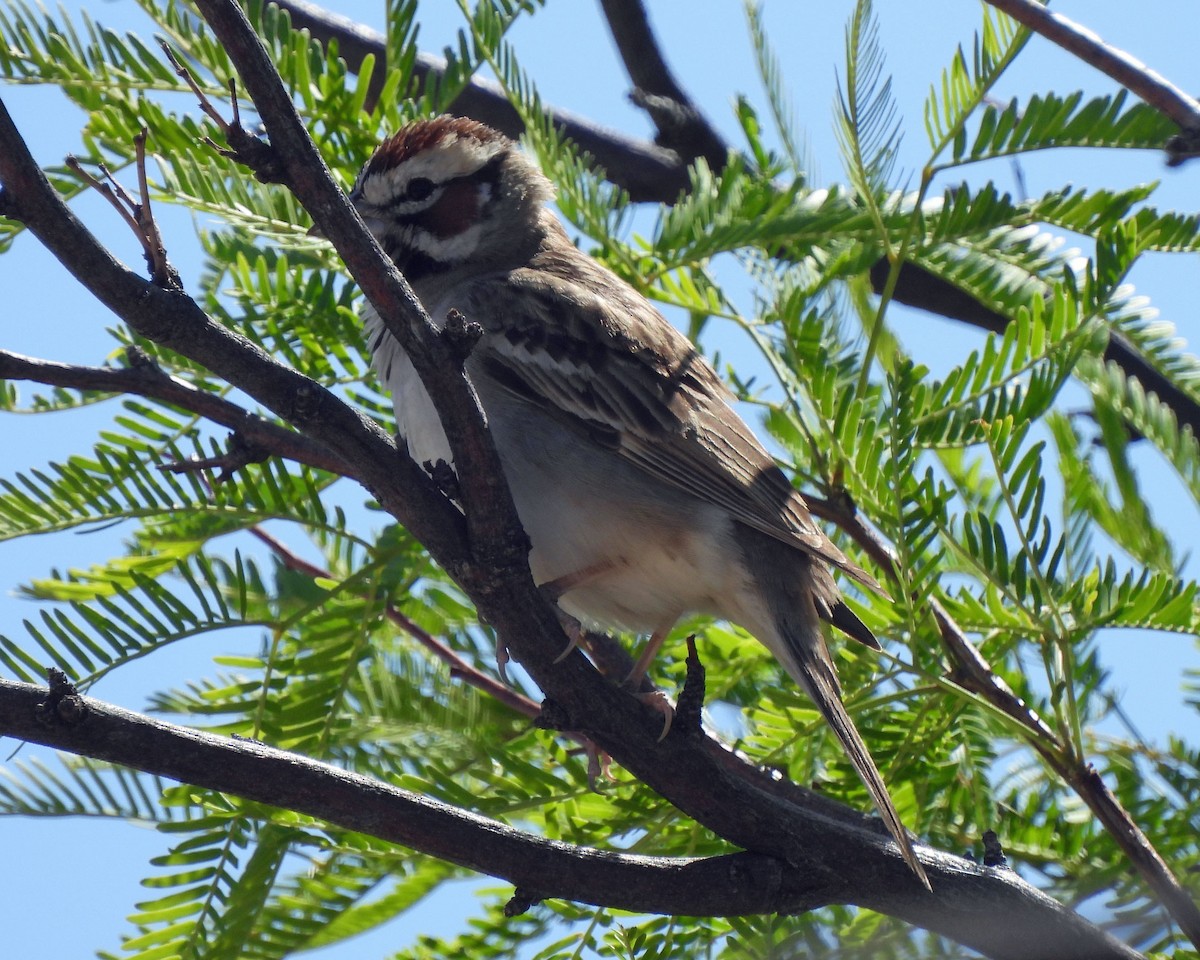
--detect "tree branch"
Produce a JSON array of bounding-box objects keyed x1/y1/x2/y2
[
  {"x1": 0, "y1": 675, "x2": 1149, "y2": 959},
  {"x1": 179, "y1": 0, "x2": 938, "y2": 896},
  {"x1": 982, "y1": 0, "x2": 1200, "y2": 163},
  {"x1": 0, "y1": 346, "x2": 351, "y2": 476},
  {"x1": 814, "y1": 498, "x2": 1200, "y2": 947},
  {"x1": 596, "y1": 0, "x2": 729, "y2": 169},
  {"x1": 874, "y1": 261, "x2": 1200, "y2": 439},
  {"x1": 181, "y1": 4, "x2": 526, "y2": 587},
  {"x1": 0, "y1": 7, "x2": 1166, "y2": 953},
  {"x1": 246, "y1": 525, "x2": 543, "y2": 720},
  {"x1": 0, "y1": 344, "x2": 589, "y2": 750},
  {"x1": 0, "y1": 676, "x2": 788, "y2": 918},
  {"x1": 0, "y1": 92, "x2": 471, "y2": 586}
]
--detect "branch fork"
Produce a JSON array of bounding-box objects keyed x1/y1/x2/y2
[{"x1": 65, "y1": 133, "x2": 179, "y2": 289}]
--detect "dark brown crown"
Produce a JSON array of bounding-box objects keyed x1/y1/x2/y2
[{"x1": 363, "y1": 116, "x2": 511, "y2": 176}]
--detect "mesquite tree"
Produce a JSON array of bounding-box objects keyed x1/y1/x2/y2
[{"x1": 1, "y1": 1, "x2": 1198, "y2": 958}]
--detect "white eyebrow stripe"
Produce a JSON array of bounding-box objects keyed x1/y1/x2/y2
[{"x1": 358, "y1": 134, "x2": 505, "y2": 208}]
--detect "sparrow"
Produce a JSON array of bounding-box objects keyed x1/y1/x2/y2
[{"x1": 343, "y1": 115, "x2": 928, "y2": 887}]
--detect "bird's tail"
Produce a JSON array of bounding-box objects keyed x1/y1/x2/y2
[{"x1": 776, "y1": 607, "x2": 932, "y2": 891}]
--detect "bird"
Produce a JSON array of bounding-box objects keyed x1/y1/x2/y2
[{"x1": 342, "y1": 115, "x2": 928, "y2": 888}]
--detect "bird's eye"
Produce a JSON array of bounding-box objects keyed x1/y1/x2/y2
[{"x1": 406, "y1": 177, "x2": 435, "y2": 202}]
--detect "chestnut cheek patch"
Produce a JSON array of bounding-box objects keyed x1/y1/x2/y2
[{"x1": 423, "y1": 180, "x2": 480, "y2": 238}]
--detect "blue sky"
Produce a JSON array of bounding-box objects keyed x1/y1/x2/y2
[{"x1": 2, "y1": 1, "x2": 1199, "y2": 956}]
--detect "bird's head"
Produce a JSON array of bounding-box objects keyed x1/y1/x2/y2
[{"x1": 348, "y1": 116, "x2": 554, "y2": 281}]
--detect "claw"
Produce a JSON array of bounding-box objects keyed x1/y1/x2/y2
[
  {"x1": 552, "y1": 635, "x2": 580, "y2": 664},
  {"x1": 538, "y1": 562, "x2": 616, "y2": 665},
  {"x1": 552, "y1": 616, "x2": 584, "y2": 664},
  {"x1": 635, "y1": 689, "x2": 675, "y2": 741},
  {"x1": 585, "y1": 739, "x2": 613, "y2": 790},
  {"x1": 495, "y1": 635, "x2": 511, "y2": 684},
  {"x1": 539, "y1": 586, "x2": 586, "y2": 664}
]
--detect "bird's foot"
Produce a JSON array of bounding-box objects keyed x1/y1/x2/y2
[
  {"x1": 536, "y1": 583, "x2": 588, "y2": 664},
  {"x1": 584, "y1": 739, "x2": 614, "y2": 790},
  {"x1": 495, "y1": 635, "x2": 511, "y2": 684},
  {"x1": 631, "y1": 687, "x2": 675, "y2": 741},
  {"x1": 551, "y1": 615, "x2": 584, "y2": 664},
  {"x1": 535, "y1": 702, "x2": 612, "y2": 791},
  {"x1": 537, "y1": 563, "x2": 620, "y2": 664}
]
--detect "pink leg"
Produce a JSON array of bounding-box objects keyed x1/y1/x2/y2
[
  {"x1": 539, "y1": 560, "x2": 618, "y2": 602},
  {"x1": 539, "y1": 560, "x2": 617, "y2": 663},
  {"x1": 627, "y1": 628, "x2": 677, "y2": 741},
  {"x1": 626, "y1": 630, "x2": 668, "y2": 686}
]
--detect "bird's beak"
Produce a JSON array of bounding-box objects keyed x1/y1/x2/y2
[{"x1": 308, "y1": 202, "x2": 385, "y2": 242}]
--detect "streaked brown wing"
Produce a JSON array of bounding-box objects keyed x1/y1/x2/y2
[{"x1": 460, "y1": 257, "x2": 879, "y2": 591}]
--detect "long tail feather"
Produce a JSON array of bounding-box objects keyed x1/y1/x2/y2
[
  {"x1": 784, "y1": 618, "x2": 931, "y2": 891},
  {"x1": 733, "y1": 527, "x2": 930, "y2": 889}
]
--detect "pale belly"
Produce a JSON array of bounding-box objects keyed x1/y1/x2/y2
[
  {"x1": 378, "y1": 344, "x2": 742, "y2": 636},
  {"x1": 512, "y1": 474, "x2": 738, "y2": 636}
]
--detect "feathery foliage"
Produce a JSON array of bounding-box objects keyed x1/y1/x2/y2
[{"x1": 2, "y1": 1, "x2": 1199, "y2": 958}]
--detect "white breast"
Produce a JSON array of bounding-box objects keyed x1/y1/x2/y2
[{"x1": 363, "y1": 302, "x2": 455, "y2": 469}]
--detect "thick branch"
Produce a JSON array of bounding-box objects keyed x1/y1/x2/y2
[
  {"x1": 179, "y1": 0, "x2": 929, "y2": 902},
  {"x1": 0, "y1": 677, "x2": 786, "y2": 917},
  {"x1": 0, "y1": 676, "x2": 1148, "y2": 959},
  {"x1": 206, "y1": 5, "x2": 1198, "y2": 947},
  {"x1": 189, "y1": 0, "x2": 531, "y2": 592}
]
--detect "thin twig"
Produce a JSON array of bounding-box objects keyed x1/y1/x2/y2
[
  {"x1": 131, "y1": 129, "x2": 179, "y2": 288},
  {"x1": 64, "y1": 141, "x2": 181, "y2": 289},
  {"x1": 160, "y1": 431, "x2": 272, "y2": 484},
  {"x1": 63, "y1": 156, "x2": 142, "y2": 240},
  {"x1": 814, "y1": 498, "x2": 1200, "y2": 947},
  {"x1": 245, "y1": 526, "x2": 543, "y2": 720},
  {"x1": 247, "y1": 526, "x2": 643, "y2": 790},
  {"x1": 161, "y1": 38, "x2": 285, "y2": 182},
  {"x1": 161, "y1": 40, "x2": 232, "y2": 132}
]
